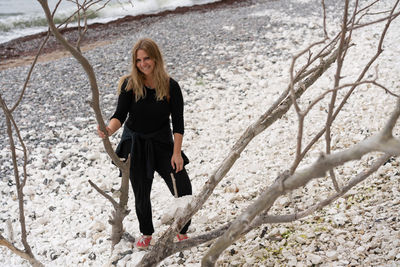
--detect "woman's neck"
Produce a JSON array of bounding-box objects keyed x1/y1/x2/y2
[{"x1": 144, "y1": 76, "x2": 155, "y2": 89}]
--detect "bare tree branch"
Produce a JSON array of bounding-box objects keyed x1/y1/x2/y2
[
  {"x1": 324, "y1": 0, "x2": 350, "y2": 193},
  {"x1": 288, "y1": 38, "x2": 334, "y2": 175},
  {"x1": 156, "y1": 149, "x2": 390, "y2": 256},
  {"x1": 321, "y1": 0, "x2": 328, "y2": 38},
  {"x1": 0, "y1": 234, "x2": 43, "y2": 267},
  {"x1": 88, "y1": 179, "x2": 119, "y2": 208},
  {"x1": 0, "y1": 96, "x2": 43, "y2": 266},
  {"x1": 253, "y1": 153, "x2": 390, "y2": 226},
  {"x1": 304, "y1": 79, "x2": 399, "y2": 119},
  {"x1": 352, "y1": 10, "x2": 400, "y2": 30},
  {"x1": 10, "y1": 0, "x2": 64, "y2": 112},
  {"x1": 36, "y1": 0, "x2": 132, "y2": 249},
  {"x1": 201, "y1": 97, "x2": 400, "y2": 266},
  {"x1": 138, "y1": 35, "x2": 341, "y2": 267},
  {"x1": 295, "y1": 0, "x2": 398, "y2": 171}
]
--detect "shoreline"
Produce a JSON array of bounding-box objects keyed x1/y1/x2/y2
[
  {"x1": 0, "y1": 0, "x2": 250, "y2": 70},
  {"x1": 0, "y1": 40, "x2": 113, "y2": 70}
]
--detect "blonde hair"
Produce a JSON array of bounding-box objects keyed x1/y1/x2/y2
[{"x1": 118, "y1": 38, "x2": 170, "y2": 102}]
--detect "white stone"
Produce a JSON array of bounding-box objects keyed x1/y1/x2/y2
[
  {"x1": 307, "y1": 254, "x2": 322, "y2": 265},
  {"x1": 287, "y1": 258, "x2": 297, "y2": 267},
  {"x1": 268, "y1": 228, "x2": 280, "y2": 236},
  {"x1": 339, "y1": 259, "x2": 350, "y2": 265},
  {"x1": 326, "y1": 250, "x2": 338, "y2": 260},
  {"x1": 333, "y1": 213, "x2": 347, "y2": 226},
  {"x1": 37, "y1": 217, "x2": 50, "y2": 226},
  {"x1": 23, "y1": 186, "x2": 35, "y2": 196},
  {"x1": 253, "y1": 250, "x2": 264, "y2": 259},
  {"x1": 333, "y1": 229, "x2": 347, "y2": 236},
  {"x1": 91, "y1": 221, "x2": 106, "y2": 232},
  {"x1": 356, "y1": 246, "x2": 366, "y2": 253},
  {"x1": 361, "y1": 233, "x2": 374, "y2": 243},
  {"x1": 351, "y1": 215, "x2": 363, "y2": 225},
  {"x1": 295, "y1": 235, "x2": 307, "y2": 244},
  {"x1": 258, "y1": 79, "x2": 268, "y2": 87},
  {"x1": 387, "y1": 249, "x2": 397, "y2": 260},
  {"x1": 87, "y1": 152, "x2": 100, "y2": 161},
  {"x1": 245, "y1": 257, "x2": 255, "y2": 265}
]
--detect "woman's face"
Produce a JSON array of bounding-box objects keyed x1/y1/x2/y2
[{"x1": 136, "y1": 49, "x2": 155, "y2": 78}]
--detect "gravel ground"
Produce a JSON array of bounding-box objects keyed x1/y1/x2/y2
[
  {"x1": 1, "y1": 0, "x2": 399, "y2": 266},
  {"x1": 0, "y1": 0, "x2": 331, "y2": 177}
]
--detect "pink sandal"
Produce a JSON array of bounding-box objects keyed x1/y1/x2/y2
[
  {"x1": 177, "y1": 234, "x2": 188, "y2": 241},
  {"x1": 136, "y1": 235, "x2": 152, "y2": 249}
]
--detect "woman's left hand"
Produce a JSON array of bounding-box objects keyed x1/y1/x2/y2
[{"x1": 171, "y1": 153, "x2": 184, "y2": 172}]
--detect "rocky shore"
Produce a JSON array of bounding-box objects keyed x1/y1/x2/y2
[
  {"x1": 1, "y1": 0, "x2": 399, "y2": 266},
  {"x1": 0, "y1": 0, "x2": 251, "y2": 69}
]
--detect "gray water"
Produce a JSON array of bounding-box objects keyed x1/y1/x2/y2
[{"x1": 0, "y1": 0, "x2": 219, "y2": 43}]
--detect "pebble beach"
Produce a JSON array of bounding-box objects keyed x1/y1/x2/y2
[{"x1": 1, "y1": 0, "x2": 400, "y2": 266}]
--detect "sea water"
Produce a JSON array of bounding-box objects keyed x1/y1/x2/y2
[{"x1": 0, "y1": 0, "x2": 219, "y2": 44}]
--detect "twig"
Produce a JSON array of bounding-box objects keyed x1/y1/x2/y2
[
  {"x1": 10, "y1": 0, "x2": 64, "y2": 112},
  {"x1": 88, "y1": 179, "x2": 119, "y2": 208},
  {"x1": 324, "y1": 0, "x2": 350, "y2": 193},
  {"x1": 321, "y1": 0, "x2": 328, "y2": 38},
  {"x1": 0, "y1": 234, "x2": 43, "y2": 267},
  {"x1": 255, "y1": 153, "x2": 390, "y2": 226},
  {"x1": 352, "y1": 10, "x2": 400, "y2": 30},
  {"x1": 0, "y1": 96, "x2": 41, "y2": 266}
]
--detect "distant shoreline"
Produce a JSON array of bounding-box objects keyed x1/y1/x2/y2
[{"x1": 0, "y1": 0, "x2": 250, "y2": 70}]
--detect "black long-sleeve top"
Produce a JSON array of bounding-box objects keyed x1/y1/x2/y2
[{"x1": 111, "y1": 77, "x2": 184, "y2": 135}]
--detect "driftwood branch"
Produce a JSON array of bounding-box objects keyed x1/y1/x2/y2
[
  {"x1": 0, "y1": 234, "x2": 43, "y2": 267},
  {"x1": 321, "y1": 0, "x2": 328, "y2": 38},
  {"x1": 199, "y1": 1, "x2": 400, "y2": 265},
  {"x1": 17, "y1": 0, "x2": 397, "y2": 266},
  {"x1": 88, "y1": 179, "x2": 119, "y2": 208},
  {"x1": 0, "y1": 2, "x2": 72, "y2": 265},
  {"x1": 294, "y1": 0, "x2": 398, "y2": 172},
  {"x1": 138, "y1": 29, "x2": 341, "y2": 267},
  {"x1": 0, "y1": 96, "x2": 43, "y2": 265},
  {"x1": 202, "y1": 98, "x2": 400, "y2": 266},
  {"x1": 324, "y1": 0, "x2": 350, "y2": 193},
  {"x1": 254, "y1": 153, "x2": 390, "y2": 226},
  {"x1": 157, "y1": 150, "x2": 390, "y2": 256},
  {"x1": 37, "y1": 0, "x2": 131, "y2": 249}
]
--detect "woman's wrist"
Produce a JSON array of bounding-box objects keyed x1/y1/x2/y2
[
  {"x1": 106, "y1": 126, "x2": 114, "y2": 136},
  {"x1": 172, "y1": 133, "x2": 183, "y2": 155},
  {"x1": 107, "y1": 118, "x2": 122, "y2": 136}
]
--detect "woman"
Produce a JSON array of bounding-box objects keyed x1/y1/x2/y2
[{"x1": 97, "y1": 38, "x2": 192, "y2": 249}]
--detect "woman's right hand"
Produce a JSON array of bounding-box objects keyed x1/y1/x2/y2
[
  {"x1": 97, "y1": 125, "x2": 112, "y2": 139},
  {"x1": 97, "y1": 118, "x2": 121, "y2": 139}
]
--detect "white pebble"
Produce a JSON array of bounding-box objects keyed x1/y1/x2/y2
[
  {"x1": 307, "y1": 254, "x2": 322, "y2": 265},
  {"x1": 326, "y1": 250, "x2": 338, "y2": 260}
]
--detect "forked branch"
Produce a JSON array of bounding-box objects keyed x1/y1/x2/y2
[
  {"x1": 202, "y1": 98, "x2": 400, "y2": 266},
  {"x1": 37, "y1": 0, "x2": 131, "y2": 249}
]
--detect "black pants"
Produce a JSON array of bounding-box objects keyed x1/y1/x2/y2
[{"x1": 130, "y1": 144, "x2": 192, "y2": 236}]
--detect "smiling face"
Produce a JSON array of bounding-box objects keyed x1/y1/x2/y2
[{"x1": 136, "y1": 49, "x2": 155, "y2": 79}]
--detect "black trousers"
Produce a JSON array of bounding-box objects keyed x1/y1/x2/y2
[{"x1": 130, "y1": 144, "x2": 192, "y2": 236}]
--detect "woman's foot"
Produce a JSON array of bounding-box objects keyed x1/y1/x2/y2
[
  {"x1": 177, "y1": 233, "x2": 188, "y2": 241},
  {"x1": 136, "y1": 235, "x2": 152, "y2": 249}
]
